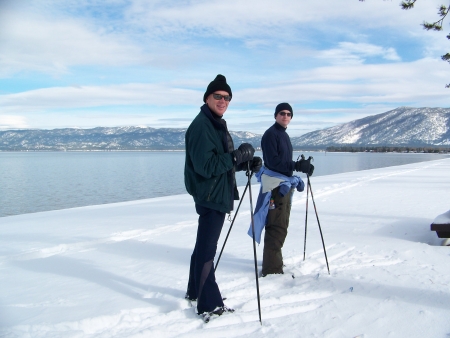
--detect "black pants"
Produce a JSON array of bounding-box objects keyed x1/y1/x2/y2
[
  {"x1": 186, "y1": 204, "x2": 225, "y2": 314},
  {"x1": 262, "y1": 186, "x2": 292, "y2": 276}
]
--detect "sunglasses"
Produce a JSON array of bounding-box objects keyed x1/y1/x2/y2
[
  {"x1": 278, "y1": 112, "x2": 292, "y2": 117},
  {"x1": 212, "y1": 93, "x2": 232, "y2": 102}
]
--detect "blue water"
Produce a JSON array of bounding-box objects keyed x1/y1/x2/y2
[{"x1": 0, "y1": 151, "x2": 447, "y2": 217}]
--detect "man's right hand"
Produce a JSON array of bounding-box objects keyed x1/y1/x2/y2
[{"x1": 232, "y1": 143, "x2": 255, "y2": 165}]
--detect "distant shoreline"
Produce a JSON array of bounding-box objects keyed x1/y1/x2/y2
[
  {"x1": 0, "y1": 149, "x2": 187, "y2": 152},
  {"x1": 1, "y1": 148, "x2": 449, "y2": 154}
]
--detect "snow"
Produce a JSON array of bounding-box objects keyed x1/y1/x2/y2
[
  {"x1": 1, "y1": 158, "x2": 450, "y2": 337},
  {"x1": 432, "y1": 210, "x2": 450, "y2": 225}
]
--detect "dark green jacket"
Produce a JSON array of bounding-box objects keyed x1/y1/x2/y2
[{"x1": 184, "y1": 104, "x2": 239, "y2": 213}]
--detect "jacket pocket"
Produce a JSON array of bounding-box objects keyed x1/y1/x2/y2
[{"x1": 197, "y1": 177, "x2": 219, "y2": 203}]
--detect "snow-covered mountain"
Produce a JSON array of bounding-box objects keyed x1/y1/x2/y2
[
  {"x1": 0, "y1": 126, "x2": 261, "y2": 151},
  {"x1": 292, "y1": 107, "x2": 450, "y2": 148},
  {"x1": 1, "y1": 107, "x2": 449, "y2": 151}
]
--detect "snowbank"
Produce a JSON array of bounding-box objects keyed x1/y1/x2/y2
[{"x1": 432, "y1": 210, "x2": 450, "y2": 224}]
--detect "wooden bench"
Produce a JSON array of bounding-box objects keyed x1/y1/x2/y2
[
  {"x1": 430, "y1": 210, "x2": 450, "y2": 240},
  {"x1": 431, "y1": 223, "x2": 450, "y2": 238}
]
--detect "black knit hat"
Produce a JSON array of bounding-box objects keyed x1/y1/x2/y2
[
  {"x1": 203, "y1": 74, "x2": 232, "y2": 102},
  {"x1": 274, "y1": 102, "x2": 293, "y2": 118}
]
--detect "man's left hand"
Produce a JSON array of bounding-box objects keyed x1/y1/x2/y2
[{"x1": 295, "y1": 159, "x2": 314, "y2": 176}]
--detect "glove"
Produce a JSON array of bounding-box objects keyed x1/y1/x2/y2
[
  {"x1": 307, "y1": 164, "x2": 314, "y2": 176},
  {"x1": 232, "y1": 143, "x2": 255, "y2": 165},
  {"x1": 250, "y1": 156, "x2": 262, "y2": 173},
  {"x1": 295, "y1": 159, "x2": 314, "y2": 176}
]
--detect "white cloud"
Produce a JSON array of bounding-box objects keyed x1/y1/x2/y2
[
  {"x1": 318, "y1": 42, "x2": 401, "y2": 64},
  {"x1": 0, "y1": 115, "x2": 29, "y2": 130},
  {"x1": 0, "y1": 84, "x2": 201, "y2": 112},
  {"x1": 0, "y1": 7, "x2": 143, "y2": 76},
  {"x1": 233, "y1": 58, "x2": 448, "y2": 106},
  {"x1": 1, "y1": 56, "x2": 448, "y2": 123},
  {"x1": 1, "y1": 0, "x2": 442, "y2": 77},
  {"x1": 125, "y1": 0, "x2": 430, "y2": 38}
]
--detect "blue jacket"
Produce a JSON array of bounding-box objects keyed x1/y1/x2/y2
[{"x1": 247, "y1": 166, "x2": 304, "y2": 244}]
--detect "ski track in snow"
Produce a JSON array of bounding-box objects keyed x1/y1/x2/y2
[
  {"x1": 291, "y1": 164, "x2": 428, "y2": 207},
  {"x1": 4, "y1": 242, "x2": 407, "y2": 337},
  {"x1": 0, "y1": 221, "x2": 198, "y2": 263}
]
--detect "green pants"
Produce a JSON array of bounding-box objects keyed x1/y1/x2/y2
[{"x1": 262, "y1": 186, "x2": 292, "y2": 276}]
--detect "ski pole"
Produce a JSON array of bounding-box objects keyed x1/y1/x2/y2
[
  {"x1": 247, "y1": 161, "x2": 262, "y2": 324},
  {"x1": 299, "y1": 154, "x2": 310, "y2": 261},
  {"x1": 303, "y1": 171, "x2": 310, "y2": 261},
  {"x1": 215, "y1": 178, "x2": 251, "y2": 272},
  {"x1": 307, "y1": 175, "x2": 330, "y2": 275}
]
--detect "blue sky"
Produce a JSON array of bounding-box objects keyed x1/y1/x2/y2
[{"x1": 1, "y1": 0, "x2": 449, "y2": 136}]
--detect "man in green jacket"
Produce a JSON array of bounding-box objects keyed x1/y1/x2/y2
[{"x1": 184, "y1": 74, "x2": 262, "y2": 319}]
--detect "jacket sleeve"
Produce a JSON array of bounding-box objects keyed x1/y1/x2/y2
[{"x1": 187, "y1": 123, "x2": 234, "y2": 179}]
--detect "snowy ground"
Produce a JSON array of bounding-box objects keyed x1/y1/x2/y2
[{"x1": 1, "y1": 158, "x2": 450, "y2": 338}]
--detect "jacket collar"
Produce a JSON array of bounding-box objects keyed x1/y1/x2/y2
[
  {"x1": 201, "y1": 104, "x2": 225, "y2": 129},
  {"x1": 274, "y1": 122, "x2": 287, "y2": 131}
]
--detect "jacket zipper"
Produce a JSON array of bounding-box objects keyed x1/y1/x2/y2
[{"x1": 207, "y1": 178, "x2": 218, "y2": 201}]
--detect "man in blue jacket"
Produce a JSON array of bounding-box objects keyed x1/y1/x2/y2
[
  {"x1": 184, "y1": 74, "x2": 262, "y2": 319},
  {"x1": 260, "y1": 103, "x2": 314, "y2": 276}
]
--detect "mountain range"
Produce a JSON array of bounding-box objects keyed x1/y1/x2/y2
[
  {"x1": 0, "y1": 126, "x2": 261, "y2": 151},
  {"x1": 292, "y1": 107, "x2": 450, "y2": 148},
  {"x1": 0, "y1": 107, "x2": 449, "y2": 151}
]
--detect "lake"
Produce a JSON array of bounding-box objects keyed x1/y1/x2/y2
[{"x1": 0, "y1": 151, "x2": 448, "y2": 217}]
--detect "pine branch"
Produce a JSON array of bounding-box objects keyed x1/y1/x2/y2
[
  {"x1": 401, "y1": 0, "x2": 417, "y2": 10},
  {"x1": 400, "y1": 1, "x2": 450, "y2": 87},
  {"x1": 422, "y1": 5, "x2": 449, "y2": 31},
  {"x1": 362, "y1": 0, "x2": 450, "y2": 87},
  {"x1": 423, "y1": 21, "x2": 443, "y2": 31}
]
